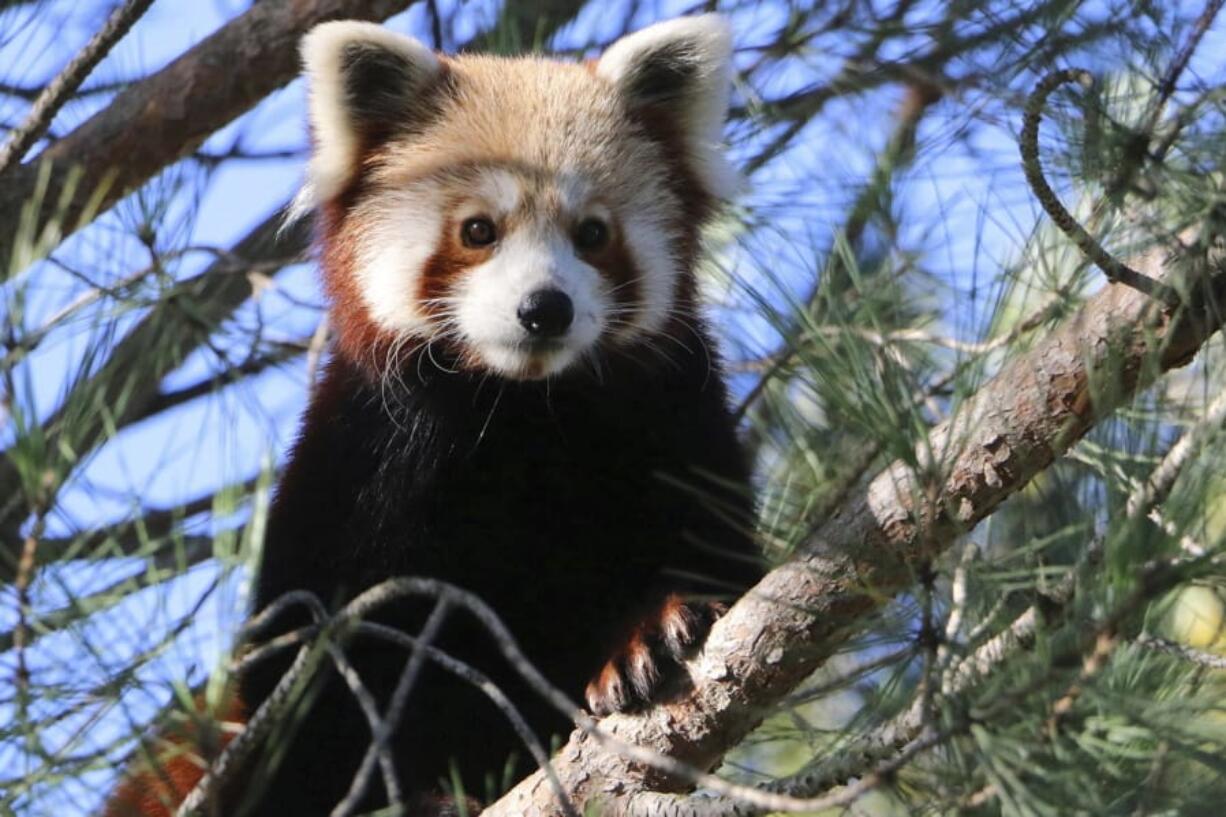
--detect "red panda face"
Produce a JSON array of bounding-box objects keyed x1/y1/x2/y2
[
  {"x1": 344, "y1": 163, "x2": 640, "y2": 380},
  {"x1": 298, "y1": 17, "x2": 738, "y2": 381}
]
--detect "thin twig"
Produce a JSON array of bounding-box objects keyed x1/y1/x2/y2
[
  {"x1": 426, "y1": 0, "x2": 444, "y2": 49},
  {"x1": 330, "y1": 600, "x2": 452, "y2": 817},
  {"x1": 355, "y1": 621, "x2": 570, "y2": 815},
  {"x1": 1126, "y1": 387, "x2": 1226, "y2": 519},
  {"x1": 13, "y1": 505, "x2": 50, "y2": 698},
  {"x1": 1145, "y1": 0, "x2": 1225, "y2": 133},
  {"x1": 325, "y1": 645, "x2": 402, "y2": 811},
  {"x1": 1136, "y1": 633, "x2": 1226, "y2": 669},
  {"x1": 175, "y1": 593, "x2": 330, "y2": 817},
  {"x1": 0, "y1": 0, "x2": 156, "y2": 175},
  {"x1": 178, "y1": 581, "x2": 582, "y2": 817},
  {"x1": 617, "y1": 728, "x2": 953, "y2": 817},
  {"x1": 0, "y1": 244, "x2": 302, "y2": 374},
  {"x1": 1020, "y1": 68, "x2": 1181, "y2": 306},
  {"x1": 1044, "y1": 629, "x2": 1119, "y2": 734},
  {"x1": 783, "y1": 645, "x2": 914, "y2": 707},
  {"x1": 940, "y1": 541, "x2": 977, "y2": 667}
]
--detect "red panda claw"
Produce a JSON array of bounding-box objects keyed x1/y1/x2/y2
[{"x1": 585, "y1": 596, "x2": 727, "y2": 715}]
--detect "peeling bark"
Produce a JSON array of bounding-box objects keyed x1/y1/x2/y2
[{"x1": 483, "y1": 247, "x2": 1226, "y2": 816}]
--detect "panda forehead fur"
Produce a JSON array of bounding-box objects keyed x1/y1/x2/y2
[{"x1": 301, "y1": 16, "x2": 738, "y2": 382}]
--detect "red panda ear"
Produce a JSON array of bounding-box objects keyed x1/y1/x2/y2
[
  {"x1": 596, "y1": 15, "x2": 740, "y2": 201},
  {"x1": 299, "y1": 22, "x2": 445, "y2": 204}
]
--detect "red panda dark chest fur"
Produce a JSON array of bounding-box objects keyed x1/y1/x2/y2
[
  {"x1": 107, "y1": 13, "x2": 765, "y2": 817},
  {"x1": 243, "y1": 330, "x2": 756, "y2": 813}
]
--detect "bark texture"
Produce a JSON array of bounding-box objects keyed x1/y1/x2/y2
[{"x1": 483, "y1": 246, "x2": 1226, "y2": 816}]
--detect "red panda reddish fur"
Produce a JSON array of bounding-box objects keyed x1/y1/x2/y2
[
  {"x1": 104, "y1": 690, "x2": 244, "y2": 817},
  {"x1": 107, "y1": 15, "x2": 760, "y2": 817}
]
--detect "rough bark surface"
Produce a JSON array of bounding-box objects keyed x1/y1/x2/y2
[
  {"x1": 0, "y1": 0, "x2": 414, "y2": 273},
  {"x1": 483, "y1": 247, "x2": 1226, "y2": 816}
]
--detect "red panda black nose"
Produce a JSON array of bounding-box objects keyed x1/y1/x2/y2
[{"x1": 517, "y1": 289, "x2": 574, "y2": 338}]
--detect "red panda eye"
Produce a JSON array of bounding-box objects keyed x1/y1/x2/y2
[
  {"x1": 574, "y1": 218, "x2": 609, "y2": 251},
  {"x1": 461, "y1": 217, "x2": 497, "y2": 248}
]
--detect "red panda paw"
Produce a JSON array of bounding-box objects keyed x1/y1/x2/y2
[{"x1": 585, "y1": 594, "x2": 727, "y2": 717}]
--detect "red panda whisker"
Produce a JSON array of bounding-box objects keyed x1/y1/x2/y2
[
  {"x1": 474, "y1": 380, "x2": 506, "y2": 447},
  {"x1": 581, "y1": 349, "x2": 606, "y2": 386},
  {"x1": 417, "y1": 337, "x2": 455, "y2": 376},
  {"x1": 603, "y1": 277, "x2": 642, "y2": 295}
]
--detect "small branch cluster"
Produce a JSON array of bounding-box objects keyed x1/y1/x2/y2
[
  {"x1": 174, "y1": 579, "x2": 588, "y2": 817},
  {"x1": 1020, "y1": 68, "x2": 1182, "y2": 306}
]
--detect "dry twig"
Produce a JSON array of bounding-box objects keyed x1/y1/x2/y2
[
  {"x1": 1020, "y1": 68, "x2": 1181, "y2": 306},
  {"x1": 0, "y1": 0, "x2": 155, "y2": 175}
]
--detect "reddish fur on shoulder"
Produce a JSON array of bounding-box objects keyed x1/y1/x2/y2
[{"x1": 104, "y1": 689, "x2": 246, "y2": 817}]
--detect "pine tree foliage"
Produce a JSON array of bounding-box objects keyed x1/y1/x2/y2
[{"x1": 1, "y1": 1, "x2": 1225, "y2": 815}]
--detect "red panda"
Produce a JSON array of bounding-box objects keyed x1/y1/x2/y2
[{"x1": 106, "y1": 14, "x2": 760, "y2": 816}]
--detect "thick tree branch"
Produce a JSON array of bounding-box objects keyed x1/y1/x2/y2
[
  {"x1": 718, "y1": 378, "x2": 1226, "y2": 812},
  {"x1": 484, "y1": 238, "x2": 1225, "y2": 814},
  {"x1": 0, "y1": 0, "x2": 417, "y2": 276}
]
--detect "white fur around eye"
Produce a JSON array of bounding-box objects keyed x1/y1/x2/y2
[{"x1": 353, "y1": 186, "x2": 444, "y2": 335}]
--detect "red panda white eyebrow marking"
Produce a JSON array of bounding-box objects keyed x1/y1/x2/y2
[{"x1": 473, "y1": 167, "x2": 522, "y2": 216}]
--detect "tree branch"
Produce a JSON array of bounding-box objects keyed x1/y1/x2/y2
[
  {"x1": 1020, "y1": 69, "x2": 1181, "y2": 305},
  {"x1": 482, "y1": 229, "x2": 1226, "y2": 815},
  {"x1": 0, "y1": 0, "x2": 417, "y2": 276},
  {"x1": 1136, "y1": 634, "x2": 1226, "y2": 670},
  {"x1": 0, "y1": 0, "x2": 155, "y2": 175}
]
